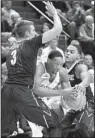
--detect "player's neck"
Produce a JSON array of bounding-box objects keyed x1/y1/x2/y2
[{"x1": 66, "y1": 61, "x2": 78, "y2": 69}]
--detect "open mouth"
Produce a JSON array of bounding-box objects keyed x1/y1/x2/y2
[{"x1": 65, "y1": 56, "x2": 69, "y2": 59}]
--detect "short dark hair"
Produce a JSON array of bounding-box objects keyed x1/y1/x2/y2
[
  {"x1": 70, "y1": 40, "x2": 82, "y2": 55},
  {"x1": 12, "y1": 20, "x2": 34, "y2": 38},
  {"x1": 48, "y1": 50, "x2": 63, "y2": 59}
]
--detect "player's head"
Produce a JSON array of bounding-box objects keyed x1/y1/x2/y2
[
  {"x1": 65, "y1": 40, "x2": 82, "y2": 63},
  {"x1": 12, "y1": 20, "x2": 36, "y2": 39},
  {"x1": 48, "y1": 50, "x2": 63, "y2": 73}
]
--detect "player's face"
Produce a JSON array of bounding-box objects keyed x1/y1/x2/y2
[
  {"x1": 65, "y1": 45, "x2": 80, "y2": 63},
  {"x1": 84, "y1": 55, "x2": 93, "y2": 66},
  {"x1": 51, "y1": 57, "x2": 63, "y2": 73},
  {"x1": 28, "y1": 25, "x2": 37, "y2": 38}
]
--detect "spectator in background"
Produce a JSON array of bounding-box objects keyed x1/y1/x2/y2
[
  {"x1": 39, "y1": 37, "x2": 65, "y2": 64},
  {"x1": 37, "y1": 22, "x2": 53, "y2": 59},
  {"x1": 86, "y1": 1, "x2": 94, "y2": 18},
  {"x1": 66, "y1": 1, "x2": 86, "y2": 40},
  {"x1": 84, "y1": 54, "x2": 94, "y2": 70},
  {"x1": 84, "y1": 54, "x2": 94, "y2": 96},
  {"x1": 79, "y1": 15, "x2": 94, "y2": 55},
  {"x1": 2, "y1": 1, "x2": 18, "y2": 27},
  {"x1": 42, "y1": 22, "x2": 52, "y2": 33},
  {"x1": 79, "y1": 15, "x2": 94, "y2": 42},
  {"x1": 42, "y1": 22, "x2": 52, "y2": 47},
  {"x1": 64, "y1": 1, "x2": 72, "y2": 11},
  {"x1": 1, "y1": 10, "x2": 12, "y2": 32},
  {"x1": 11, "y1": 12, "x2": 22, "y2": 29}
]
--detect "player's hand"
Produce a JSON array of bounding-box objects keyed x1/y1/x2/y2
[
  {"x1": 75, "y1": 84, "x2": 86, "y2": 94},
  {"x1": 63, "y1": 87, "x2": 78, "y2": 97},
  {"x1": 45, "y1": 1, "x2": 57, "y2": 17}
]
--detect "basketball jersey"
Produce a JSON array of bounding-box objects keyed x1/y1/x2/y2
[
  {"x1": 63, "y1": 61, "x2": 81, "y2": 87},
  {"x1": 62, "y1": 61, "x2": 86, "y2": 111},
  {"x1": 63, "y1": 62, "x2": 93, "y2": 102},
  {"x1": 41, "y1": 63, "x2": 61, "y2": 109},
  {"x1": 6, "y1": 35, "x2": 42, "y2": 87}
]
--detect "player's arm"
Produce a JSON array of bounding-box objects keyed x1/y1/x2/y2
[
  {"x1": 76, "y1": 64, "x2": 91, "y2": 88},
  {"x1": 33, "y1": 63, "x2": 75, "y2": 97},
  {"x1": 42, "y1": 2, "x2": 62, "y2": 44},
  {"x1": 59, "y1": 67, "x2": 71, "y2": 89},
  {"x1": 59, "y1": 67, "x2": 78, "y2": 101}
]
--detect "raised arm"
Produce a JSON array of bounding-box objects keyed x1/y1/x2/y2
[{"x1": 42, "y1": 2, "x2": 62, "y2": 44}]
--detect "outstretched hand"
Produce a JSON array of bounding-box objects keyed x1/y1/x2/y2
[{"x1": 45, "y1": 1, "x2": 57, "y2": 17}]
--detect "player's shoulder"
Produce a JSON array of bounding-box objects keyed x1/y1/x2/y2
[
  {"x1": 37, "y1": 61, "x2": 45, "y2": 70},
  {"x1": 76, "y1": 63, "x2": 88, "y2": 71}
]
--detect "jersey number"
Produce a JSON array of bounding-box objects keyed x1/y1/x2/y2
[{"x1": 11, "y1": 50, "x2": 17, "y2": 65}]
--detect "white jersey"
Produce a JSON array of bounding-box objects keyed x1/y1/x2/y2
[{"x1": 41, "y1": 63, "x2": 61, "y2": 109}]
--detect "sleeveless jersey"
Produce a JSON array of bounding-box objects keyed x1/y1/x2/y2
[
  {"x1": 62, "y1": 62, "x2": 86, "y2": 111},
  {"x1": 6, "y1": 35, "x2": 42, "y2": 87},
  {"x1": 63, "y1": 61, "x2": 81, "y2": 87},
  {"x1": 63, "y1": 62, "x2": 93, "y2": 102},
  {"x1": 40, "y1": 63, "x2": 61, "y2": 109}
]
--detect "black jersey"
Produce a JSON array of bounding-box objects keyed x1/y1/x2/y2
[
  {"x1": 63, "y1": 62, "x2": 93, "y2": 102},
  {"x1": 63, "y1": 62, "x2": 81, "y2": 87},
  {"x1": 6, "y1": 35, "x2": 42, "y2": 87}
]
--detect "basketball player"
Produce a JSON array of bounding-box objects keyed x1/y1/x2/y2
[
  {"x1": 33, "y1": 50, "x2": 76, "y2": 137},
  {"x1": 1, "y1": 2, "x2": 64, "y2": 137},
  {"x1": 61, "y1": 40, "x2": 93, "y2": 129}
]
